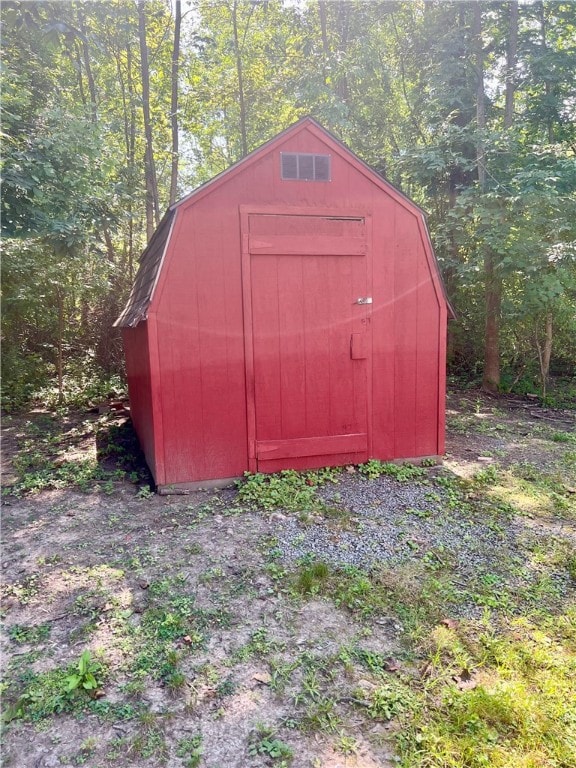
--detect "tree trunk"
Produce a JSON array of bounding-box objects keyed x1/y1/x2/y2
[
  {"x1": 318, "y1": 0, "x2": 330, "y2": 58},
  {"x1": 335, "y1": 2, "x2": 350, "y2": 103},
  {"x1": 78, "y1": 7, "x2": 98, "y2": 124},
  {"x1": 56, "y1": 289, "x2": 65, "y2": 405},
  {"x1": 538, "y1": 1, "x2": 554, "y2": 143},
  {"x1": 504, "y1": 1, "x2": 518, "y2": 130},
  {"x1": 169, "y1": 0, "x2": 181, "y2": 206},
  {"x1": 126, "y1": 39, "x2": 136, "y2": 280},
  {"x1": 318, "y1": 0, "x2": 330, "y2": 85},
  {"x1": 474, "y1": 4, "x2": 486, "y2": 193},
  {"x1": 137, "y1": 0, "x2": 160, "y2": 240},
  {"x1": 535, "y1": 314, "x2": 553, "y2": 400},
  {"x1": 74, "y1": 42, "x2": 87, "y2": 107},
  {"x1": 475, "y1": 2, "x2": 500, "y2": 392},
  {"x1": 480, "y1": 2, "x2": 519, "y2": 392},
  {"x1": 483, "y1": 254, "x2": 502, "y2": 392},
  {"x1": 231, "y1": 0, "x2": 248, "y2": 158}
]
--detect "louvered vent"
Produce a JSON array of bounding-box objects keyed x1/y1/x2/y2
[{"x1": 281, "y1": 153, "x2": 331, "y2": 181}]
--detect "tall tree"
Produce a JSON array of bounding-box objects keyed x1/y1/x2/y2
[
  {"x1": 137, "y1": 0, "x2": 160, "y2": 239},
  {"x1": 231, "y1": 0, "x2": 249, "y2": 157},
  {"x1": 169, "y1": 0, "x2": 181, "y2": 205},
  {"x1": 475, "y1": 2, "x2": 501, "y2": 393}
]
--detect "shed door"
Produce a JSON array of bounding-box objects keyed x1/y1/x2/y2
[{"x1": 244, "y1": 213, "x2": 371, "y2": 473}]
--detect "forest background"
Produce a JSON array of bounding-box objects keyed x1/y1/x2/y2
[{"x1": 2, "y1": 0, "x2": 575, "y2": 411}]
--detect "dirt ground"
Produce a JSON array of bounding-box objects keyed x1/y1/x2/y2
[{"x1": 1, "y1": 389, "x2": 575, "y2": 768}]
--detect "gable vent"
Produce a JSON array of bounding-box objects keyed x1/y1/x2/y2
[{"x1": 281, "y1": 152, "x2": 331, "y2": 182}]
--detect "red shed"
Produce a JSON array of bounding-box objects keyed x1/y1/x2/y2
[{"x1": 115, "y1": 118, "x2": 451, "y2": 491}]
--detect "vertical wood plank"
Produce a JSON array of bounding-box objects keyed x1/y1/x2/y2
[
  {"x1": 394, "y1": 208, "x2": 417, "y2": 458},
  {"x1": 415, "y1": 232, "x2": 440, "y2": 457},
  {"x1": 251, "y1": 254, "x2": 283, "y2": 445},
  {"x1": 370, "y1": 195, "x2": 395, "y2": 459},
  {"x1": 277, "y1": 255, "x2": 306, "y2": 439},
  {"x1": 146, "y1": 313, "x2": 166, "y2": 485}
]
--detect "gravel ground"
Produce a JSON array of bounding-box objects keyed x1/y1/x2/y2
[{"x1": 273, "y1": 473, "x2": 576, "y2": 603}]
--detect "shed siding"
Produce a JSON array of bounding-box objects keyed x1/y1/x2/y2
[
  {"x1": 153, "y1": 205, "x2": 248, "y2": 484},
  {"x1": 144, "y1": 126, "x2": 445, "y2": 485},
  {"x1": 390, "y1": 205, "x2": 442, "y2": 459},
  {"x1": 122, "y1": 323, "x2": 158, "y2": 480},
  {"x1": 370, "y1": 190, "x2": 396, "y2": 460}
]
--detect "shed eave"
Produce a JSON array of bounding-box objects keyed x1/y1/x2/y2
[{"x1": 113, "y1": 210, "x2": 176, "y2": 328}]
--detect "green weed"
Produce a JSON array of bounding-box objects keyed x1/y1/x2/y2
[
  {"x1": 137, "y1": 484, "x2": 154, "y2": 499},
  {"x1": 335, "y1": 734, "x2": 358, "y2": 756},
  {"x1": 177, "y1": 734, "x2": 204, "y2": 768},
  {"x1": 130, "y1": 712, "x2": 168, "y2": 760},
  {"x1": 358, "y1": 460, "x2": 427, "y2": 481},
  {"x1": 294, "y1": 561, "x2": 330, "y2": 595},
  {"x1": 237, "y1": 470, "x2": 322, "y2": 512},
  {"x1": 550, "y1": 430, "x2": 576, "y2": 444},
  {"x1": 64, "y1": 650, "x2": 102, "y2": 695},
  {"x1": 232, "y1": 627, "x2": 280, "y2": 662},
  {"x1": 365, "y1": 681, "x2": 416, "y2": 721},
  {"x1": 248, "y1": 725, "x2": 293, "y2": 763},
  {"x1": 8, "y1": 623, "x2": 51, "y2": 645},
  {"x1": 3, "y1": 650, "x2": 105, "y2": 723}
]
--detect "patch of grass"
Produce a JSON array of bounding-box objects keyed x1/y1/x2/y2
[
  {"x1": 294, "y1": 561, "x2": 330, "y2": 595},
  {"x1": 8, "y1": 623, "x2": 51, "y2": 645},
  {"x1": 177, "y1": 734, "x2": 204, "y2": 768},
  {"x1": 130, "y1": 712, "x2": 168, "y2": 761},
  {"x1": 335, "y1": 734, "x2": 358, "y2": 756},
  {"x1": 358, "y1": 460, "x2": 427, "y2": 481},
  {"x1": 125, "y1": 586, "x2": 232, "y2": 687},
  {"x1": 2, "y1": 410, "x2": 143, "y2": 497},
  {"x1": 486, "y1": 463, "x2": 576, "y2": 519},
  {"x1": 291, "y1": 663, "x2": 343, "y2": 734},
  {"x1": 86, "y1": 699, "x2": 141, "y2": 721},
  {"x1": 232, "y1": 627, "x2": 280, "y2": 662},
  {"x1": 472, "y1": 464, "x2": 500, "y2": 486},
  {"x1": 73, "y1": 736, "x2": 98, "y2": 764},
  {"x1": 6, "y1": 456, "x2": 125, "y2": 496},
  {"x1": 395, "y1": 610, "x2": 576, "y2": 768},
  {"x1": 364, "y1": 680, "x2": 416, "y2": 721},
  {"x1": 215, "y1": 675, "x2": 236, "y2": 698},
  {"x1": 237, "y1": 470, "x2": 323, "y2": 512},
  {"x1": 2, "y1": 573, "x2": 41, "y2": 605},
  {"x1": 447, "y1": 413, "x2": 477, "y2": 434},
  {"x1": 3, "y1": 650, "x2": 106, "y2": 723},
  {"x1": 298, "y1": 562, "x2": 462, "y2": 636},
  {"x1": 550, "y1": 430, "x2": 576, "y2": 444},
  {"x1": 296, "y1": 694, "x2": 341, "y2": 734},
  {"x1": 468, "y1": 572, "x2": 514, "y2": 612},
  {"x1": 134, "y1": 606, "x2": 204, "y2": 680}
]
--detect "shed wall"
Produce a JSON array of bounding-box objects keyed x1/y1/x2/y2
[
  {"x1": 149, "y1": 126, "x2": 445, "y2": 485},
  {"x1": 122, "y1": 323, "x2": 159, "y2": 481}
]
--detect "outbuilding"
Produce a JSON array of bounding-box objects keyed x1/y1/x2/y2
[{"x1": 115, "y1": 118, "x2": 451, "y2": 492}]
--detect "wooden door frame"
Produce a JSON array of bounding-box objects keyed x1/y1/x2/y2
[{"x1": 240, "y1": 204, "x2": 373, "y2": 473}]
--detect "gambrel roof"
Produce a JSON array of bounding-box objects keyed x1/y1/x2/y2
[{"x1": 115, "y1": 117, "x2": 453, "y2": 328}]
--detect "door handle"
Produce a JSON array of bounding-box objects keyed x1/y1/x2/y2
[
  {"x1": 355, "y1": 297, "x2": 372, "y2": 305},
  {"x1": 350, "y1": 333, "x2": 368, "y2": 359}
]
